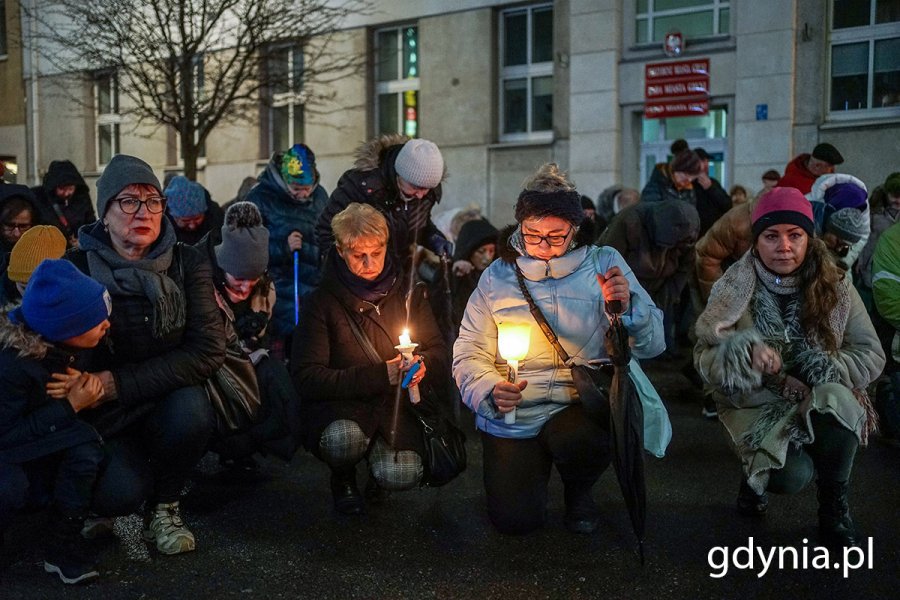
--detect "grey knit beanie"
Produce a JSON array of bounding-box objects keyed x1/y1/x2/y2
[
  {"x1": 394, "y1": 139, "x2": 444, "y2": 189},
  {"x1": 826, "y1": 207, "x2": 868, "y2": 244},
  {"x1": 215, "y1": 202, "x2": 269, "y2": 279},
  {"x1": 95, "y1": 155, "x2": 161, "y2": 217}
]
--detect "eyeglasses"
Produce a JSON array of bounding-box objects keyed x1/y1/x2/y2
[
  {"x1": 2, "y1": 222, "x2": 33, "y2": 232},
  {"x1": 116, "y1": 196, "x2": 166, "y2": 214},
  {"x1": 521, "y1": 228, "x2": 573, "y2": 247}
]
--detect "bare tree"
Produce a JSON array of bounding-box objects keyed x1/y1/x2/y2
[{"x1": 21, "y1": 0, "x2": 369, "y2": 179}]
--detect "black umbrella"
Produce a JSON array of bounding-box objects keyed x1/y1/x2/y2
[{"x1": 604, "y1": 305, "x2": 647, "y2": 565}]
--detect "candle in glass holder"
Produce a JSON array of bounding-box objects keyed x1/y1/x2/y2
[{"x1": 496, "y1": 322, "x2": 531, "y2": 424}]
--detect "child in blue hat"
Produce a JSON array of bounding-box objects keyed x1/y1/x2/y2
[{"x1": 0, "y1": 259, "x2": 112, "y2": 584}]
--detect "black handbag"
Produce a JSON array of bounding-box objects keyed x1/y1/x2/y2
[
  {"x1": 514, "y1": 267, "x2": 613, "y2": 421},
  {"x1": 206, "y1": 291, "x2": 262, "y2": 435},
  {"x1": 341, "y1": 302, "x2": 467, "y2": 487}
]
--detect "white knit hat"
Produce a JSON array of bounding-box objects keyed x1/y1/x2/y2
[{"x1": 394, "y1": 139, "x2": 444, "y2": 189}]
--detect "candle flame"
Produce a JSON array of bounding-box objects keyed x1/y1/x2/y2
[
  {"x1": 399, "y1": 329, "x2": 411, "y2": 346},
  {"x1": 497, "y1": 322, "x2": 531, "y2": 361}
]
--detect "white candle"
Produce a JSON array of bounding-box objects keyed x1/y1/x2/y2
[
  {"x1": 399, "y1": 330, "x2": 411, "y2": 346},
  {"x1": 497, "y1": 322, "x2": 531, "y2": 426},
  {"x1": 504, "y1": 359, "x2": 519, "y2": 424}
]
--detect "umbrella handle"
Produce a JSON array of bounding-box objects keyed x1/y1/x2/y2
[{"x1": 293, "y1": 250, "x2": 300, "y2": 326}]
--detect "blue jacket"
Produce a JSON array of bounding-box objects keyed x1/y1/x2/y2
[
  {"x1": 0, "y1": 315, "x2": 101, "y2": 464},
  {"x1": 246, "y1": 161, "x2": 329, "y2": 338},
  {"x1": 453, "y1": 233, "x2": 665, "y2": 438}
]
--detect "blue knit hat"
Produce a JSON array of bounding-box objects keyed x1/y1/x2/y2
[
  {"x1": 164, "y1": 175, "x2": 208, "y2": 217},
  {"x1": 9, "y1": 259, "x2": 111, "y2": 342},
  {"x1": 280, "y1": 144, "x2": 316, "y2": 186}
]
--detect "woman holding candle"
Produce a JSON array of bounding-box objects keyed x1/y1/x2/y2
[
  {"x1": 453, "y1": 163, "x2": 664, "y2": 535},
  {"x1": 291, "y1": 203, "x2": 448, "y2": 515}
]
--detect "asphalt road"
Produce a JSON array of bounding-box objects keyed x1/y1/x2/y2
[{"x1": 2, "y1": 355, "x2": 898, "y2": 599}]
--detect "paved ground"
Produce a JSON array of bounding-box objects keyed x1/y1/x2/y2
[{"x1": 2, "y1": 355, "x2": 899, "y2": 599}]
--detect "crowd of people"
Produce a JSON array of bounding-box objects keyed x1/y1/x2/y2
[{"x1": 0, "y1": 137, "x2": 896, "y2": 586}]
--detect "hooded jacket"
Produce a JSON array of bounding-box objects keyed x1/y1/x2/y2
[
  {"x1": 450, "y1": 219, "x2": 500, "y2": 338},
  {"x1": 640, "y1": 163, "x2": 696, "y2": 205},
  {"x1": 778, "y1": 154, "x2": 819, "y2": 195},
  {"x1": 808, "y1": 173, "x2": 870, "y2": 269},
  {"x1": 599, "y1": 201, "x2": 700, "y2": 310},
  {"x1": 873, "y1": 221, "x2": 900, "y2": 333},
  {"x1": 0, "y1": 314, "x2": 101, "y2": 463},
  {"x1": 453, "y1": 226, "x2": 664, "y2": 439},
  {"x1": 31, "y1": 160, "x2": 96, "y2": 246},
  {"x1": 245, "y1": 155, "x2": 329, "y2": 339},
  {"x1": 315, "y1": 134, "x2": 446, "y2": 267}
]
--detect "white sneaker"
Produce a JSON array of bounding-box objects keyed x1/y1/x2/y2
[{"x1": 142, "y1": 502, "x2": 196, "y2": 555}]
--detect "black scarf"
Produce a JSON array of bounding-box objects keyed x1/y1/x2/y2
[{"x1": 330, "y1": 248, "x2": 397, "y2": 304}]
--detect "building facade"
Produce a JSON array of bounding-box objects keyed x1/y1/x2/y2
[{"x1": 1, "y1": 0, "x2": 898, "y2": 223}]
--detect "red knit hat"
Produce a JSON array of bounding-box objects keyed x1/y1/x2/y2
[{"x1": 751, "y1": 187, "x2": 814, "y2": 239}]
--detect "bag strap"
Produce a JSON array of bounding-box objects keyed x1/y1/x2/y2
[
  {"x1": 514, "y1": 265, "x2": 572, "y2": 364},
  {"x1": 335, "y1": 295, "x2": 383, "y2": 367}
]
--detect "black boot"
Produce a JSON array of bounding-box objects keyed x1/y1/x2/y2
[
  {"x1": 817, "y1": 480, "x2": 859, "y2": 548},
  {"x1": 44, "y1": 512, "x2": 99, "y2": 585},
  {"x1": 563, "y1": 481, "x2": 600, "y2": 534},
  {"x1": 736, "y1": 478, "x2": 768, "y2": 516},
  {"x1": 364, "y1": 473, "x2": 391, "y2": 505},
  {"x1": 330, "y1": 465, "x2": 364, "y2": 516}
]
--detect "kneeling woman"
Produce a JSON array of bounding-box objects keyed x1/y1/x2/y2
[
  {"x1": 291, "y1": 203, "x2": 448, "y2": 514},
  {"x1": 694, "y1": 187, "x2": 884, "y2": 547},
  {"x1": 453, "y1": 164, "x2": 664, "y2": 535}
]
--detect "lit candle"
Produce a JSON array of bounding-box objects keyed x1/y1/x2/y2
[
  {"x1": 395, "y1": 329, "x2": 420, "y2": 404},
  {"x1": 496, "y1": 322, "x2": 531, "y2": 425},
  {"x1": 399, "y1": 329, "x2": 411, "y2": 347}
]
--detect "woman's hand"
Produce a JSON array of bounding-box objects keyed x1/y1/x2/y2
[
  {"x1": 491, "y1": 379, "x2": 528, "y2": 415},
  {"x1": 287, "y1": 231, "x2": 303, "y2": 252},
  {"x1": 405, "y1": 356, "x2": 426, "y2": 387},
  {"x1": 597, "y1": 267, "x2": 630, "y2": 313},
  {"x1": 750, "y1": 343, "x2": 782, "y2": 375},
  {"x1": 386, "y1": 354, "x2": 402, "y2": 386},
  {"x1": 781, "y1": 375, "x2": 810, "y2": 403},
  {"x1": 453, "y1": 260, "x2": 474, "y2": 276}
]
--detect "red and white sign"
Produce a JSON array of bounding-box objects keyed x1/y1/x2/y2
[{"x1": 644, "y1": 58, "x2": 710, "y2": 119}]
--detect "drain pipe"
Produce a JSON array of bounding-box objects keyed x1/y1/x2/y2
[{"x1": 25, "y1": 0, "x2": 40, "y2": 185}]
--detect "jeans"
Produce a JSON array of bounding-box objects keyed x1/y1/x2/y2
[
  {"x1": 480, "y1": 404, "x2": 611, "y2": 534},
  {"x1": 91, "y1": 385, "x2": 214, "y2": 516}
]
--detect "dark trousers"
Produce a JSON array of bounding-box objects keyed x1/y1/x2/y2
[
  {"x1": 767, "y1": 412, "x2": 858, "y2": 495},
  {"x1": 0, "y1": 441, "x2": 103, "y2": 530},
  {"x1": 480, "y1": 405, "x2": 611, "y2": 535},
  {"x1": 91, "y1": 385, "x2": 214, "y2": 516}
]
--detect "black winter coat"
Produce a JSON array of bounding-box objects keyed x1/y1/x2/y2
[
  {"x1": 290, "y1": 257, "x2": 449, "y2": 453},
  {"x1": 693, "y1": 177, "x2": 732, "y2": 236},
  {"x1": 315, "y1": 137, "x2": 444, "y2": 268},
  {"x1": 0, "y1": 318, "x2": 101, "y2": 464},
  {"x1": 67, "y1": 238, "x2": 225, "y2": 436},
  {"x1": 31, "y1": 160, "x2": 96, "y2": 246}
]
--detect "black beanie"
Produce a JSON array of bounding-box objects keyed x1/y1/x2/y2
[{"x1": 514, "y1": 190, "x2": 584, "y2": 226}]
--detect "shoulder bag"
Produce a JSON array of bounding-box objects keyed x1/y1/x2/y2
[{"x1": 340, "y1": 301, "x2": 467, "y2": 487}]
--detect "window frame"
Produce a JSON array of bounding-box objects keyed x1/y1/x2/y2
[
  {"x1": 268, "y1": 43, "x2": 306, "y2": 153},
  {"x1": 828, "y1": 0, "x2": 900, "y2": 120},
  {"x1": 634, "y1": 0, "x2": 731, "y2": 46},
  {"x1": 498, "y1": 3, "x2": 554, "y2": 144},
  {"x1": 0, "y1": 1, "x2": 8, "y2": 59},
  {"x1": 94, "y1": 71, "x2": 122, "y2": 169},
  {"x1": 373, "y1": 24, "x2": 420, "y2": 137}
]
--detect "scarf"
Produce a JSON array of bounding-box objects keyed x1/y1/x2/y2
[
  {"x1": 331, "y1": 247, "x2": 397, "y2": 304},
  {"x1": 696, "y1": 251, "x2": 850, "y2": 350},
  {"x1": 78, "y1": 219, "x2": 186, "y2": 338}
]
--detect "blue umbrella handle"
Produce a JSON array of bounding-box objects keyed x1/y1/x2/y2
[{"x1": 293, "y1": 250, "x2": 300, "y2": 326}]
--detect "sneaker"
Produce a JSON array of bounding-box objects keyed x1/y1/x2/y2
[
  {"x1": 81, "y1": 516, "x2": 116, "y2": 540},
  {"x1": 142, "y1": 502, "x2": 196, "y2": 555}
]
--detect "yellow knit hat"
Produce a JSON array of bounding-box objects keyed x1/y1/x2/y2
[{"x1": 8, "y1": 226, "x2": 68, "y2": 284}]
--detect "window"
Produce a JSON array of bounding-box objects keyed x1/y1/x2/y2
[
  {"x1": 268, "y1": 45, "x2": 305, "y2": 153},
  {"x1": 176, "y1": 54, "x2": 206, "y2": 161},
  {"x1": 499, "y1": 4, "x2": 553, "y2": 141},
  {"x1": 640, "y1": 107, "x2": 728, "y2": 187},
  {"x1": 95, "y1": 73, "x2": 121, "y2": 167},
  {"x1": 375, "y1": 26, "x2": 419, "y2": 137},
  {"x1": 635, "y1": 0, "x2": 730, "y2": 45},
  {"x1": 1, "y1": 1, "x2": 7, "y2": 57},
  {"x1": 830, "y1": 0, "x2": 900, "y2": 115}
]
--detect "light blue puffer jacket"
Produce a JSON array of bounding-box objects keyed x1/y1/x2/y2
[{"x1": 453, "y1": 244, "x2": 664, "y2": 438}]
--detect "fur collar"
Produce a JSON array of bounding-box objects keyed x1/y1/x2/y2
[
  {"x1": 353, "y1": 134, "x2": 411, "y2": 171},
  {"x1": 0, "y1": 308, "x2": 52, "y2": 360}
]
